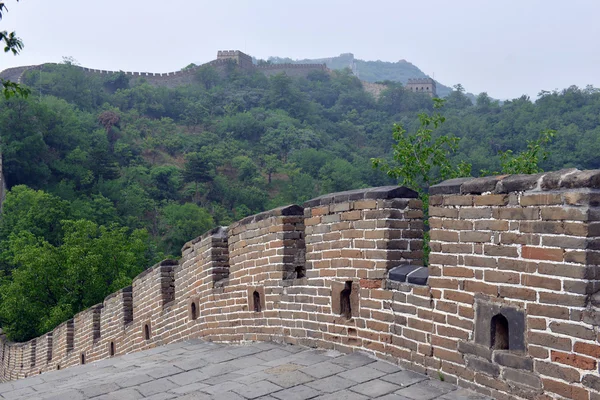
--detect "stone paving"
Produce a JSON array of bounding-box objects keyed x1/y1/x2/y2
[{"x1": 0, "y1": 340, "x2": 491, "y2": 400}]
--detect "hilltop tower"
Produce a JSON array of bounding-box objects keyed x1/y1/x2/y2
[
  {"x1": 216, "y1": 50, "x2": 254, "y2": 69},
  {"x1": 405, "y1": 77, "x2": 437, "y2": 97}
]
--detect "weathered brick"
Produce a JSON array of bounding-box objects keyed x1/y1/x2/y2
[
  {"x1": 543, "y1": 378, "x2": 589, "y2": 400},
  {"x1": 442, "y1": 219, "x2": 473, "y2": 230},
  {"x1": 535, "y1": 360, "x2": 580, "y2": 383},
  {"x1": 474, "y1": 194, "x2": 508, "y2": 206},
  {"x1": 444, "y1": 291, "x2": 474, "y2": 305},
  {"x1": 443, "y1": 267, "x2": 475, "y2": 278},
  {"x1": 539, "y1": 292, "x2": 587, "y2": 307},
  {"x1": 493, "y1": 207, "x2": 539, "y2": 220},
  {"x1": 541, "y1": 207, "x2": 588, "y2": 221},
  {"x1": 459, "y1": 207, "x2": 492, "y2": 219},
  {"x1": 528, "y1": 331, "x2": 572, "y2": 351},
  {"x1": 484, "y1": 270, "x2": 520, "y2": 284},
  {"x1": 520, "y1": 193, "x2": 562, "y2": 206},
  {"x1": 430, "y1": 230, "x2": 459, "y2": 242},
  {"x1": 550, "y1": 322, "x2": 596, "y2": 340},
  {"x1": 460, "y1": 231, "x2": 492, "y2": 243},
  {"x1": 429, "y1": 207, "x2": 459, "y2": 218},
  {"x1": 574, "y1": 342, "x2": 600, "y2": 358},
  {"x1": 527, "y1": 303, "x2": 569, "y2": 320},
  {"x1": 474, "y1": 220, "x2": 509, "y2": 231},
  {"x1": 483, "y1": 245, "x2": 518, "y2": 258},
  {"x1": 464, "y1": 280, "x2": 498, "y2": 296},
  {"x1": 551, "y1": 351, "x2": 596, "y2": 370},
  {"x1": 499, "y1": 286, "x2": 536, "y2": 301},
  {"x1": 521, "y1": 274, "x2": 561, "y2": 290}
]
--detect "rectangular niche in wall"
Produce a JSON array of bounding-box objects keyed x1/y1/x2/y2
[
  {"x1": 331, "y1": 280, "x2": 359, "y2": 319},
  {"x1": 474, "y1": 300, "x2": 526, "y2": 352},
  {"x1": 248, "y1": 287, "x2": 266, "y2": 313}
]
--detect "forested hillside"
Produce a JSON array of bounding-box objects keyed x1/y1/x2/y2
[{"x1": 0, "y1": 60, "x2": 599, "y2": 341}]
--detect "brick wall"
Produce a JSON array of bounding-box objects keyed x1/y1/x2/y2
[{"x1": 1, "y1": 169, "x2": 600, "y2": 400}]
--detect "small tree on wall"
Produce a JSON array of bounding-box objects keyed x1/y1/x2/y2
[{"x1": 372, "y1": 98, "x2": 556, "y2": 264}]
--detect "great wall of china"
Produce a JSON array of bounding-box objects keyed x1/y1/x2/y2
[
  {"x1": 0, "y1": 50, "x2": 387, "y2": 96},
  {"x1": 1, "y1": 168, "x2": 600, "y2": 400}
]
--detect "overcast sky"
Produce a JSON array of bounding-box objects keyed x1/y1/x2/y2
[{"x1": 2, "y1": 0, "x2": 599, "y2": 100}]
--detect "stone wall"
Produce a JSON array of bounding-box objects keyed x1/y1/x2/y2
[{"x1": 2, "y1": 169, "x2": 600, "y2": 399}]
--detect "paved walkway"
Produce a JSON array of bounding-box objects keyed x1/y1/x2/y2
[{"x1": 0, "y1": 340, "x2": 490, "y2": 400}]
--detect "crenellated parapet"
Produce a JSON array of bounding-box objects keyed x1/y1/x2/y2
[{"x1": 2, "y1": 170, "x2": 600, "y2": 399}]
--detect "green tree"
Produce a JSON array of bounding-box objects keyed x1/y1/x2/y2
[
  {"x1": 158, "y1": 203, "x2": 214, "y2": 256},
  {"x1": 0, "y1": 219, "x2": 155, "y2": 341},
  {"x1": 0, "y1": 1, "x2": 29, "y2": 99}
]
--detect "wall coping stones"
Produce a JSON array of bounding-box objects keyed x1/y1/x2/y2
[
  {"x1": 303, "y1": 186, "x2": 417, "y2": 208},
  {"x1": 181, "y1": 226, "x2": 228, "y2": 253},
  {"x1": 388, "y1": 265, "x2": 428, "y2": 285},
  {"x1": 229, "y1": 204, "x2": 304, "y2": 228},
  {"x1": 430, "y1": 169, "x2": 600, "y2": 195}
]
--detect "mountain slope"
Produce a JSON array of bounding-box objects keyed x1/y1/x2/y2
[{"x1": 267, "y1": 53, "x2": 468, "y2": 99}]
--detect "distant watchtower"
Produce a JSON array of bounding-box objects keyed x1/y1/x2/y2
[
  {"x1": 405, "y1": 78, "x2": 437, "y2": 97},
  {"x1": 216, "y1": 50, "x2": 254, "y2": 69}
]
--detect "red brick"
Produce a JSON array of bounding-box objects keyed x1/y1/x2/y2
[
  {"x1": 444, "y1": 291, "x2": 474, "y2": 305},
  {"x1": 521, "y1": 274, "x2": 561, "y2": 290},
  {"x1": 551, "y1": 351, "x2": 596, "y2": 370},
  {"x1": 574, "y1": 342, "x2": 600, "y2": 358},
  {"x1": 443, "y1": 267, "x2": 474, "y2": 278},
  {"x1": 499, "y1": 286, "x2": 536, "y2": 301},
  {"x1": 522, "y1": 246, "x2": 564, "y2": 262}
]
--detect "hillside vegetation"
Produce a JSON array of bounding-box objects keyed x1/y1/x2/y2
[{"x1": 0, "y1": 60, "x2": 599, "y2": 341}]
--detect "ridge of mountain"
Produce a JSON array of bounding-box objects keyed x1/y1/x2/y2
[{"x1": 267, "y1": 52, "x2": 475, "y2": 100}]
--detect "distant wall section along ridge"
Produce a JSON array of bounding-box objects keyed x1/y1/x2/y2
[
  {"x1": 3, "y1": 169, "x2": 600, "y2": 400},
  {"x1": 0, "y1": 50, "x2": 329, "y2": 90}
]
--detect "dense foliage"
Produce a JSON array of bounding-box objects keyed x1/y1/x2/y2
[{"x1": 0, "y1": 60, "x2": 599, "y2": 340}]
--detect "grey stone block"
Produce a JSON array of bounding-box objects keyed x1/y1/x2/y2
[
  {"x1": 380, "y1": 370, "x2": 427, "y2": 386},
  {"x1": 330, "y1": 353, "x2": 375, "y2": 369},
  {"x1": 300, "y1": 361, "x2": 346, "y2": 379},
  {"x1": 492, "y1": 351, "x2": 533, "y2": 371},
  {"x1": 429, "y1": 178, "x2": 472, "y2": 195},
  {"x1": 306, "y1": 375, "x2": 355, "y2": 393},
  {"x1": 338, "y1": 366, "x2": 387, "y2": 383},
  {"x1": 502, "y1": 368, "x2": 542, "y2": 389},
  {"x1": 271, "y1": 384, "x2": 321, "y2": 400},
  {"x1": 464, "y1": 356, "x2": 499, "y2": 377},
  {"x1": 350, "y1": 379, "x2": 400, "y2": 397},
  {"x1": 232, "y1": 380, "x2": 282, "y2": 399}
]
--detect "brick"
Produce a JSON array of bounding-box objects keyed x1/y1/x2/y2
[
  {"x1": 483, "y1": 245, "x2": 518, "y2": 258},
  {"x1": 543, "y1": 378, "x2": 589, "y2": 400},
  {"x1": 430, "y1": 230, "x2": 459, "y2": 242},
  {"x1": 474, "y1": 194, "x2": 508, "y2": 206},
  {"x1": 527, "y1": 303, "x2": 569, "y2": 320},
  {"x1": 484, "y1": 270, "x2": 520, "y2": 284},
  {"x1": 443, "y1": 195, "x2": 474, "y2": 206},
  {"x1": 459, "y1": 207, "x2": 492, "y2": 219},
  {"x1": 528, "y1": 331, "x2": 572, "y2": 351},
  {"x1": 444, "y1": 291, "x2": 474, "y2": 305},
  {"x1": 493, "y1": 207, "x2": 539, "y2": 220},
  {"x1": 442, "y1": 219, "x2": 473, "y2": 230},
  {"x1": 498, "y1": 286, "x2": 536, "y2": 301},
  {"x1": 460, "y1": 231, "x2": 492, "y2": 243},
  {"x1": 541, "y1": 207, "x2": 588, "y2": 221},
  {"x1": 574, "y1": 342, "x2": 600, "y2": 358},
  {"x1": 443, "y1": 267, "x2": 474, "y2": 278},
  {"x1": 433, "y1": 347, "x2": 464, "y2": 364},
  {"x1": 521, "y1": 274, "x2": 561, "y2": 290},
  {"x1": 463, "y1": 255, "x2": 497, "y2": 269},
  {"x1": 522, "y1": 246, "x2": 563, "y2": 262},
  {"x1": 539, "y1": 292, "x2": 587, "y2": 307},
  {"x1": 551, "y1": 351, "x2": 596, "y2": 370},
  {"x1": 535, "y1": 360, "x2": 580, "y2": 383},
  {"x1": 527, "y1": 317, "x2": 546, "y2": 330},
  {"x1": 520, "y1": 221, "x2": 563, "y2": 234},
  {"x1": 550, "y1": 322, "x2": 595, "y2": 340},
  {"x1": 429, "y1": 207, "x2": 458, "y2": 218},
  {"x1": 499, "y1": 232, "x2": 539, "y2": 245},
  {"x1": 474, "y1": 220, "x2": 509, "y2": 231},
  {"x1": 463, "y1": 280, "x2": 498, "y2": 296},
  {"x1": 520, "y1": 193, "x2": 562, "y2": 206},
  {"x1": 429, "y1": 253, "x2": 458, "y2": 266},
  {"x1": 538, "y1": 262, "x2": 591, "y2": 279}
]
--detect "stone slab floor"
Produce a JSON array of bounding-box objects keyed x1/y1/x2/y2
[{"x1": 0, "y1": 340, "x2": 491, "y2": 400}]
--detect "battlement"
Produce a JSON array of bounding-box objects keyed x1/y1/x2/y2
[
  {"x1": 2, "y1": 167, "x2": 600, "y2": 398},
  {"x1": 405, "y1": 77, "x2": 437, "y2": 97}
]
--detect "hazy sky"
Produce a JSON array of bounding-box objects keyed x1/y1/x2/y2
[{"x1": 2, "y1": 0, "x2": 599, "y2": 100}]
